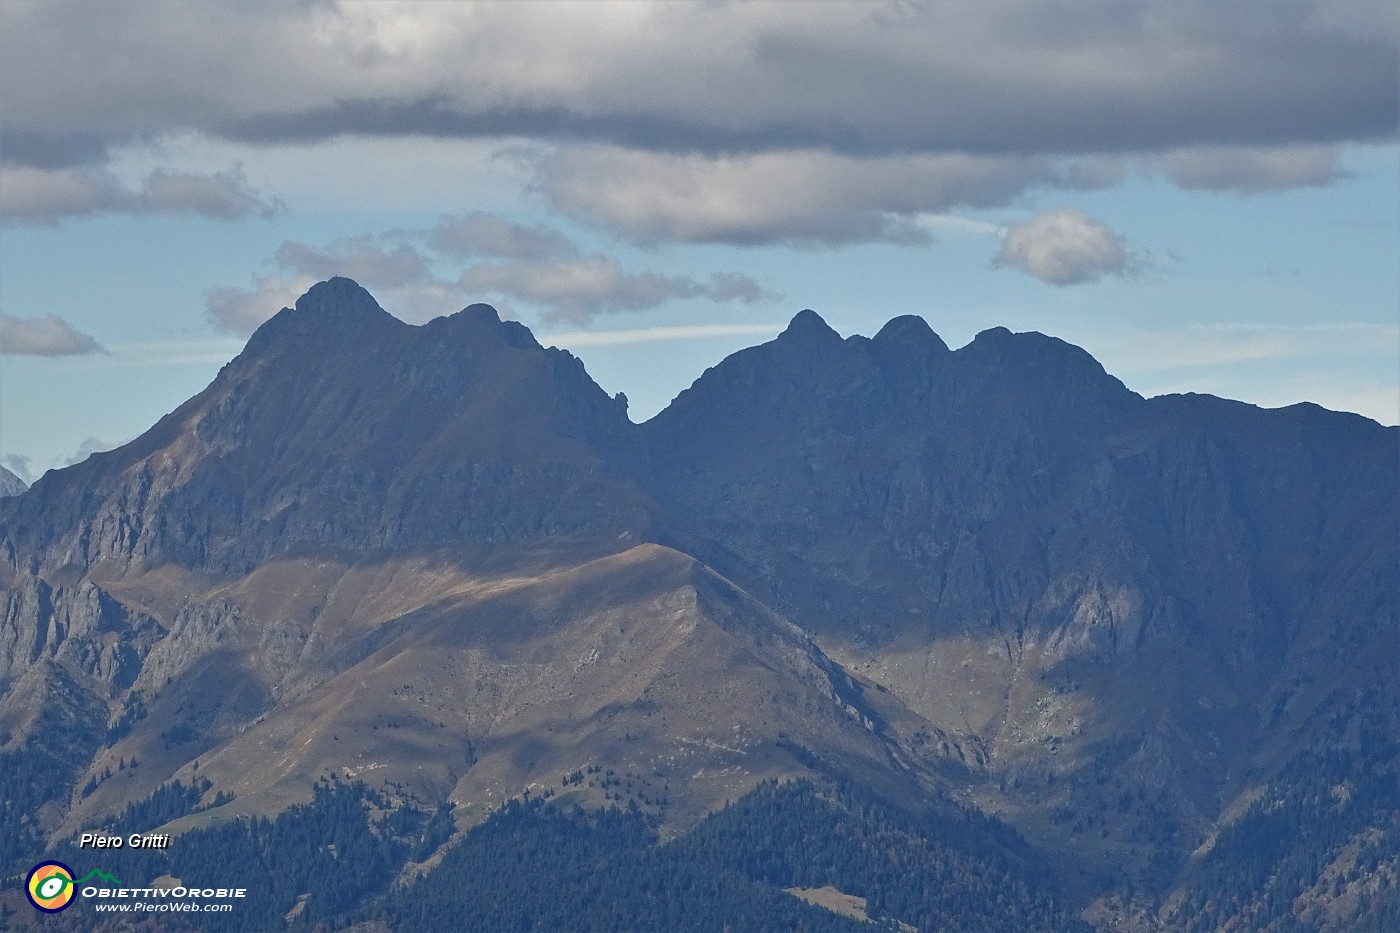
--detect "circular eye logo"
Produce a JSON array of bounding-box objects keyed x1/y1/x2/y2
[{"x1": 26, "y1": 861, "x2": 76, "y2": 913}]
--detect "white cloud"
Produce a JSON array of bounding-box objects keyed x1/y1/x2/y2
[
  {"x1": 428, "y1": 211, "x2": 578, "y2": 260},
  {"x1": 205, "y1": 275, "x2": 316, "y2": 336},
  {"x1": 1104, "y1": 321, "x2": 1400, "y2": 372},
  {"x1": 529, "y1": 146, "x2": 1115, "y2": 247},
  {"x1": 207, "y1": 212, "x2": 782, "y2": 332},
  {"x1": 0, "y1": 312, "x2": 107, "y2": 356},
  {"x1": 1, "y1": 454, "x2": 34, "y2": 485},
  {"x1": 993, "y1": 208, "x2": 1140, "y2": 286},
  {"x1": 0, "y1": 164, "x2": 280, "y2": 224},
  {"x1": 1158, "y1": 145, "x2": 1347, "y2": 192},
  {"x1": 275, "y1": 237, "x2": 431, "y2": 289},
  {"x1": 63, "y1": 436, "x2": 116, "y2": 467},
  {"x1": 460, "y1": 258, "x2": 779, "y2": 325}
]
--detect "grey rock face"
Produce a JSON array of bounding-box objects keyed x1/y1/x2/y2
[{"x1": 0, "y1": 466, "x2": 25, "y2": 499}]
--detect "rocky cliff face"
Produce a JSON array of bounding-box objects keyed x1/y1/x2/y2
[
  {"x1": 0, "y1": 466, "x2": 26, "y2": 499},
  {"x1": 0, "y1": 280, "x2": 1394, "y2": 925}
]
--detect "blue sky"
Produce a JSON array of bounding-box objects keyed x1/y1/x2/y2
[{"x1": 1, "y1": 1, "x2": 1396, "y2": 482}]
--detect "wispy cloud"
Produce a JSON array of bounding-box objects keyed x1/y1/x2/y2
[
  {"x1": 0, "y1": 164, "x2": 280, "y2": 225},
  {"x1": 0, "y1": 311, "x2": 107, "y2": 356},
  {"x1": 1, "y1": 454, "x2": 34, "y2": 485},
  {"x1": 1100, "y1": 321, "x2": 1400, "y2": 372},
  {"x1": 1157, "y1": 145, "x2": 1349, "y2": 193},
  {"x1": 206, "y1": 212, "x2": 781, "y2": 334}
]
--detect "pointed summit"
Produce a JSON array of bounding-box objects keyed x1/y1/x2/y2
[
  {"x1": 293, "y1": 277, "x2": 390, "y2": 318},
  {"x1": 873, "y1": 315, "x2": 949, "y2": 353},
  {"x1": 245, "y1": 277, "x2": 401, "y2": 353},
  {"x1": 779, "y1": 308, "x2": 841, "y2": 342}
]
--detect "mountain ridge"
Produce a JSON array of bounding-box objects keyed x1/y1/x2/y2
[{"x1": 0, "y1": 279, "x2": 1394, "y2": 928}]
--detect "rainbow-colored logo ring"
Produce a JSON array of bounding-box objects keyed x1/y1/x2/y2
[{"x1": 26, "y1": 860, "x2": 76, "y2": 913}]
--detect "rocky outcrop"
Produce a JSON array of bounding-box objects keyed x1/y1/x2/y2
[{"x1": 0, "y1": 466, "x2": 25, "y2": 499}]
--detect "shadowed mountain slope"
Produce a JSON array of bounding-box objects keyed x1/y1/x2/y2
[{"x1": 641, "y1": 307, "x2": 1398, "y2": 895}]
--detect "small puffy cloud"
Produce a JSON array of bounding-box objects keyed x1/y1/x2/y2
[
  {"x1": 0, "y1": 164, "x2": 280, "y2": 224},
  {"x1": 428, "y1": 211, "x2": 578, "y2": 260},
  {"x1": 63, "y1": 436, "x2": 116, "y2": 467},
  {"x1": 0, "y1": 312, "x2": 107, "y2": 356},
  {"x1": 1158, "y1": 145, "x2": 1347, "y2": 193},
  {"x1": 993, "y1": 208, "x2": 1139, "y2": 286},
  {"x1": 461, "y1": 257, "x2": 779, "y2": 325}
]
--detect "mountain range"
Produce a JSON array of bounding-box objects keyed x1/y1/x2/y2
[{"x1": 1, "y1": 277, "x2": 1395, "y2": 930}]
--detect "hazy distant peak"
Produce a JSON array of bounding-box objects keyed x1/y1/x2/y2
[
  {"x1": 873, "y1": 314, "x2": 948, "y2": 353},
  {"x1": 0, "y1": 464, "x2": 27, "y2": 498},
  {"x1": 779, "y1": 308, "x2": 840, "y2": 342}
]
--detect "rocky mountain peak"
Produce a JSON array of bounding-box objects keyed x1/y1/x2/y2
[
  {"x1": 292, "y1": 276, "x2": 395, "y2": 325},
  {"x1": 0, "y1": 280, "x2": 653, "y2": 576},
  {"x1": 426, "y1": 302, "x2": 541, "y2": 351},
  {"x1": 779, "y1": 308, "x2": 841, "y2": 343},
  {"x1": 957, "y1": 325, "x2": 1134, "y2": 408},
  {"x1": 872, "y1": 314, "x2": 949, "y2": 354},
  {"x1": 241, "y1": 277, "x2": 402, "y2": 356},
  {"x1": 0, "y1": 465, "x2": 26, "y2": 499}
]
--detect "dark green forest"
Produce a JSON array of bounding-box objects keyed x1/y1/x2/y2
[
  {"x1": 1170, "y1": 689, "x2": 1400, "y2": 931},
  {"x1": 3, "y1": 723, "x2": 1396, "y2": 931},
  {"x1": 5, "y1": 770, "x2": 1082, "y2": 931}
]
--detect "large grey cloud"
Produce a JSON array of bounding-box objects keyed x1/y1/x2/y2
[
  {"x1": 3, "y1": 1, "x2": 1393, "y2": 167},
  {"x1": 0, "y1": 312, "x2": 108, "y2": 356}
]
